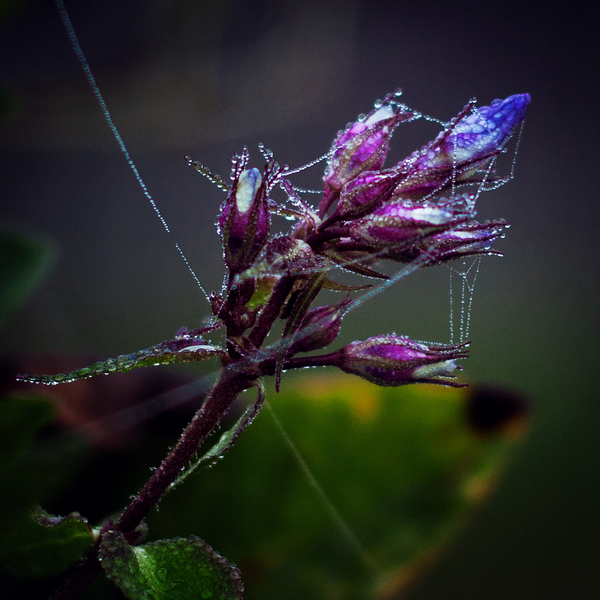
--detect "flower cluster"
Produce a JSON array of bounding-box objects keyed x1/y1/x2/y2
[
  {"x1": 17, "y1": 91, "x2": 529, "y2": 587},
  {"x1": 20, "y1": 90, "x2": 529, "y2": 390}
]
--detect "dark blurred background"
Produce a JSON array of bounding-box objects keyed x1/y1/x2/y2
[{"x1": 1, "y1": 0, "x2": 598, "y2": 598}]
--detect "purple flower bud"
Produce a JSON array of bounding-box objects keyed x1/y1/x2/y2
[
  {"x1": 385, "y1": 220, "x2": 508, "y2": 264},
  {"x1": 289, "y1": 296, "x2": 351, "y2": 354},
  {"x1": 415, "y1": 93, "x2": 530, "y2": 170},
  {"x1": 343, "y1": 198, "x2": 471, "y2": 251},
  {"x1": 320, "y1": 91, "x2": 413, "y2": 215},
  {"x1": 393, "y1": 94, "x2": 530, "y2": 199},
  {"x1": 332, "y1": 335, "x2": 469, "y2": 387},
  {"x1": 218, "y1": 150, "x2": 286, "y2": 274}
]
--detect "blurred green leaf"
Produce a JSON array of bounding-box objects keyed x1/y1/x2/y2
[
  {"x1": 0, "y1": 395, "x2": 93, "y2": 579},
  {"x1": 0, "y1": 509, "x2": 94, "y2": 578},
  {"x1": 0, "y1": 231, "x2": 55, "y2": 328},
  {"x1": 0, "y1": 396, "x2": 55, "y2": 468},
  {"x1": 99, "y1": 531, "x2": 243, "y2": 600},
  {"x1": 153, "y1": 373, "x2": 528, "y2": 600}
]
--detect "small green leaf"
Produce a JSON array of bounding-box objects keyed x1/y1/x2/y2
[
  {"x1": 99, "y1": 531, "x2": 243, "y2": 600},
  {"x1": 0, "y1": 396, "x2": 55, "y2": 468},
  {"x1": 0, "y1": 509, "x2": 94, "y2": 578},
  {"x1": 171, "y1": 381, "x2": 266, "y2": 490}
]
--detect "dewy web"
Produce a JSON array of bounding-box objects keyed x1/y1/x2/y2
[
  {"x1": 54, "y1": 0, "x2": 523, "y2": 356},
  {"x1": 53, "y1": 0, "x2": 524, "y2": 576},
  {"x1": 53, "y1": 0, "x2": 527, "y2": 422}
]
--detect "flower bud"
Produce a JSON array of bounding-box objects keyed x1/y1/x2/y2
[
  {"x1": 289, "y1": 296, "x2": 351, "y2": 354},
  {"x1": 218, "y1": 150, "x2": 286, "y2": 274},
  {"x1": 393, "y1": 93, "x2": 530, "y2": 199},
  {"x1": 385, "y1": 220, "x2": 508, "y2": 264},
  {"x1": 345, "y1": 198, "x2": 470, "y2": 251},
  {"x1": 329, "y1": 168, "x2": 400, "y2": 223},
  {"x1": 332, "y1": 335, "x2": 469, "y2": 387},
  {"x1": 416, "y1": 93, "x2": 530, "y2": 170},
  {"x1": 320, "y1": 91, "x2": 413, "y2": 214}
]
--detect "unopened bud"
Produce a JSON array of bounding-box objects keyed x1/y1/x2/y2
[
  {"x1": 332, "y1": 335, "x2": 469, "y2": 387},
  {"x1": 289, "y1": 297, "x2": 351, "y2": 354},
  {"x1": 386, "y1": 220, "x2": 508, "y2": 264},
  {"x1": 218, "y1": 151, "x2": 284, "y2": 274},
  {"x1": 320, "y1": 92, "x2": 413, "y2": 215},
  {"x1": 393, "y1": 93, "x2": 530, "y2": 199},
  {"x1": 345, "y1": 199, "x2": 469, "y2": 250}
]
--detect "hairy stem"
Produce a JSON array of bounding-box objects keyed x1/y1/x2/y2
[
  {"x1": 54, "y1": 367, "x2": 254, "y2": 600},
  {"x1": 248, "y1": 275, "x2": 295, "y2": 348},
  {"x1": 116, "y1": 369, "x2": 253, "y2": 532}
]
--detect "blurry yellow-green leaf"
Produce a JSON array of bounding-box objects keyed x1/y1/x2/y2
[{"x1": 154, "y1": 372, "x2": 528, "y2": 600}]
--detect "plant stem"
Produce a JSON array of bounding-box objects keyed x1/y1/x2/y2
[
  {"x1": 54, "y1": 367, "x2": 254, "y2": 600},
  {"x1": 115, "y1": 369, "x2": 253, "y2": 533}
]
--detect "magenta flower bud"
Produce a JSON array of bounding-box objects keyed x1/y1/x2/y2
[
  {"x1": 386, "y1": 220, "x2": 508, "y2": 264},
  {"x1": 344, "y1": 198, "x2": 470, "y2": 250},
  {"x1": 320, "y1": 91, "x2": 413, "y2": 215},
  {"x1": 333, "y1": 335, "x2": 469, "y2": 387},
  {"x1": 289, "y1": 296, "x2": 351, "y2": 354},
  {"x1": 218, "y1": 150, "x2": 286, "y2": 274},
  {"x1": 328, "y1": 168, "x2": 400, "y2": 223}
]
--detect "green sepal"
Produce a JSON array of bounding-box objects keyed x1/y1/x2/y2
[
  {"x1": 321, "y1": 278, "x2": 372, "y2": 292},
  {"x1": 0, "y1": 508, "x2": 94, "y2": 578},
  {"x1": 99, "y1": 531, "x2": 243, "y2": 600},
  {"x1": 16, "y1": 338, "x2": 226, "y2": 385},
  {"x1": 246, "y1": 274, "x2": 278, "y2": 310}
]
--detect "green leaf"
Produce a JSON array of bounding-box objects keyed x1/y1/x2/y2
[
  {"x1": 0, "y1": 396, "x2": 55, "y2": 468},
  {"x1": 0, "y1": 509, "x2": 94, "y2": 578},
  {"x1": 0, "y1": 231, "x2": 55, "y2": 328},
  {"x1": 0, "y1": 395, "x2": 94, "y2": 579},
  {"x1": 99, "y1": 531, "x2": 243, "y2": 600},
  {"x1": 16, "y1": 338, "x2": 226, "y2": 385},
  {"x1": 154, "y1": 373, "x2": 528, "y2": 600}
]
